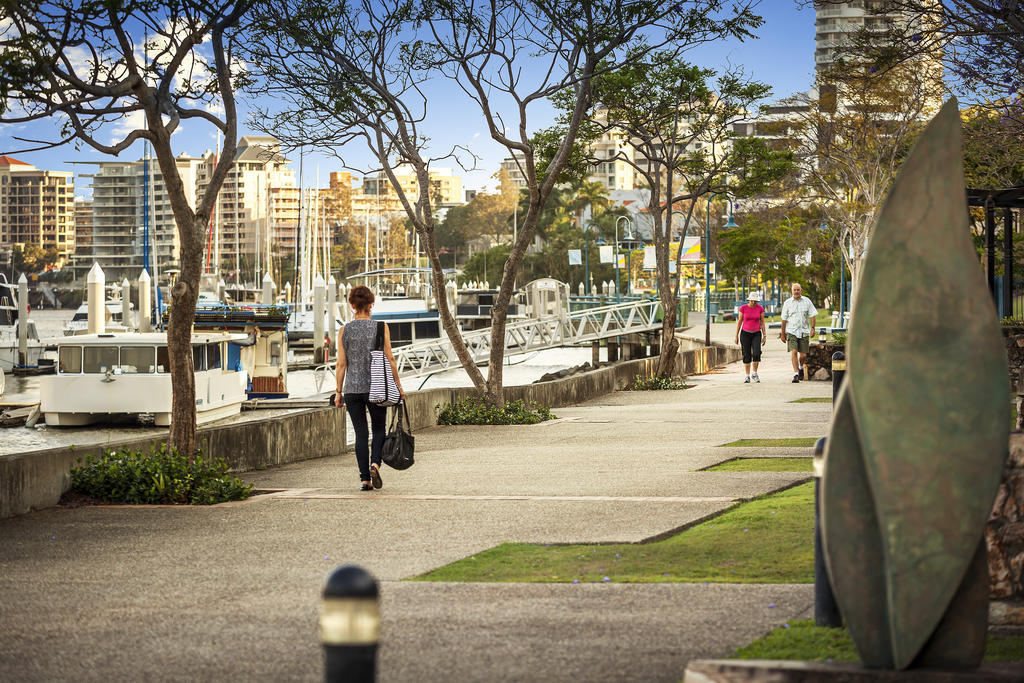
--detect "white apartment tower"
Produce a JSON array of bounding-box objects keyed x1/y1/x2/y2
[
  {"x1": 197, "y1": 136, "x2": 300, "y2": 282},
  {"x1": 815, "y1": 1, "x2": 918, "y2": 72}
]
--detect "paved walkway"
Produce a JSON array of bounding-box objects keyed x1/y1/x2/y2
[{"x1": 0, "y1": 323, "x2": 832, "y2": 682}]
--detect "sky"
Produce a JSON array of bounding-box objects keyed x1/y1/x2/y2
[{"x1": 0, "y1": 1, "x2": 817, "y2": 199}]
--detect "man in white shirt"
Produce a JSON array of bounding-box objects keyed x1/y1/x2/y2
[{"x1": 780, "y1": 283, "x2": 818, "y2": 383}]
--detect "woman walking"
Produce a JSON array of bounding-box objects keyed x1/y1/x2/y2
[
  {"x1": 734, "y1": 291, "x2": 767, "y2": 383},
  {"x1": 334, "y1": 285, "x2": 405, "y2": 490}
]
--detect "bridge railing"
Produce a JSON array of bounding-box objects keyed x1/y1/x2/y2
[{"x1": 391, "y1": 298, "x2": 663, "y2": 378}]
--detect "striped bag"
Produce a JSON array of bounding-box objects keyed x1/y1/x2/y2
[{"x1": 369, "y1": 321, "x2": 401, "y2": 406}]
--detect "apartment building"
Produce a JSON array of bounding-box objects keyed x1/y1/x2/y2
[
  {"x1": 196, "y1": 136, "x2": 300, "y2": 278},
  {"x1": 73, "y1": 153, "x2": 204, "y2": 281},
  {"x1": 361, "y1": 166, "x2": 464, "y2": 208},
  {"x1": 0, "y1": 156, "x2": 75, "y2": 264}
]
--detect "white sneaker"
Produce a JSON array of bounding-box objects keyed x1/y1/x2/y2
[
  {"x1": 752, "y1": 373, "x2": 760, "y2": 383},
  {"x1": 743, "y1": 375, "x2": 751, "y2": 383}
]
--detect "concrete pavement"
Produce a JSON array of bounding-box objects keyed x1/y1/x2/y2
[{"x1": 0, "y1": 323, "x2": 833, "y2": 682}]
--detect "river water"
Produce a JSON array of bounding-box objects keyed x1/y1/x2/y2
[{"x1": 2, "y1": 309, "x2": 596, "y2": 455}]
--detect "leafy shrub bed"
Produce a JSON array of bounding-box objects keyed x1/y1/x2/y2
[
  {"x1": 630, "y1": 373, "x2": 688, "y2": 390},
  {"x1": 437, "y1": 398, "x2": 555, "y2": 425},
  {"x1": 70, "y1": 444, "x2": 253, "y2": 505}
]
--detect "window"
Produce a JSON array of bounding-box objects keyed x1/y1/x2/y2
[
  {"x1": 120, "y1": 346, "x2": 155, "y2": 373},
  {"x1": 207, "y1": 343, "x2": 221, "y2": 369},
  {"x1": 157, "y1": 346, "x2": 170, "y2": 373},
  {"x1": 83, "y1": 346, "x2": 119, "y2": 373},
  {"x1": 59, "y1": 346, "x2": 82, "y2": 373},
  {"x1": 193, "y1": 344, "x2": 207, "y2": 372}
]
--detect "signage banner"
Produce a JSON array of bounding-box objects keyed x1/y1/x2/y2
[
  {"x1": 568, "y1": 249, "x2": 582, "y2": 266},
  {"x1": 599, "y1": 245, "x2": 614, "y2": 264},
  {"x1": 643, "y1": 246, "x2": 656, "y2": 269}
]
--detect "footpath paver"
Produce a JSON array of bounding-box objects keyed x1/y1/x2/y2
[{"x1": 0, "y1": 324, "x2": 830, "y2": 682}]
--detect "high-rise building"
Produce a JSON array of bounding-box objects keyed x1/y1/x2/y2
[
  {"x1": 0, "y1": 156, "x2": 75, "y2": 264},
  {"x1": 74, "y1": 154, "x2": 204, "y2": 281},
  {"x1": 815, "y1": 1, "x2": 905, "y2": 72},
  {"x1": 362, "y1": 166, "x2": 464, "y2": 208},
  {"x1": 196, "y1": 136, "x2": 300, "y2": 281}
]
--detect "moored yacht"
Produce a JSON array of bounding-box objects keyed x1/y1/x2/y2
[
  {"x1": 40, "y1": 331, "x2": 248, "y2": 426},
  {"x1": 0, "y1": 274, "x2": 48, "y2": 372}
]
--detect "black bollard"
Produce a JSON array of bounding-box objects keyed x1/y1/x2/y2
[
  {"x1": 320, "y1": 565, "x2": 379, "y2": 682},
  {"x1": 831, "y1": 351, "x2": 846, "y2": 402},
  {"x1": 813, "y1": 437, "x2": 843, "y2": 627}
]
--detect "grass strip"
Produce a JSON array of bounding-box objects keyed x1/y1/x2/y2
[
  {"x1": 413, "y1": 482, "x2": 814, "y2": 584},
  {"x1": 732, "y1": 620, "x2": 1024, "y2": 663},
  {"x1": 706, "y1": 458, "x2": 813, "y2": 472},
  {"x1": 720, "y1": 438, "x2": 818, "y2": 448},
  {"x1": 791, "y1": 397, "x2": 832, "y2": 404}
]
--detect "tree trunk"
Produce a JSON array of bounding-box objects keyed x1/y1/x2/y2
[{"x1": 167, "y1": 220, "x2": 204, "y2": 456}]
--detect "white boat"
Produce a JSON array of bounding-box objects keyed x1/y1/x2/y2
[
  {"x1": 39, "y1": 332, "x2": 248, "y2": 427},
  {"x1": 287, "y1": 301, "x2": 344, "y2": 346},
  {"x1": 63, "y1": 299, "x2": 137, "y2": 335},
  {"x1": 0, "y1": 274, "x2": 48, "y2": 372}
]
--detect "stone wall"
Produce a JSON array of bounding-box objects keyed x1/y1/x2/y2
[
  {"x1": 1004, "y1": 326, "x2": 1024, "y2": 394},
  {"x1": 988, "y1": 432, "x2": 1024, "y2": 627},
  {"x1": 803, "y1": 343, "x2": 844, "y2": 381},
  {"x1": 0, "y1": 336, "x2": 741, "y2": 519}
]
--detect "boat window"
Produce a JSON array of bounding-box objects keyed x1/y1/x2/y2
[
  {"x1": 120, "y1": 346, "x2": 156, "y2": 374},
  {"x1": 207, "y1": 343, "x2": 222, "y2": 369},
  {"x1": 193, "y1": 344, "x2": 207, "y2": 372},
  {"x1": 83, "y1": 346, "x2": 120, "y2": 373},
  {"x1": 269, "y1": 341, "x2": 281, "y2": 367},
  {"x1": 157, "y1": 345, "x2": 170, "y2": 373},
  {"x1": 0, "y1": 307, "x2": 13, "y2": 326},
  {"x1": 59, "y1": 346, "x2": 82, "y2": 374},
  {"x1": 71, "y1": 310, "x2": 87, "y2": 322}
]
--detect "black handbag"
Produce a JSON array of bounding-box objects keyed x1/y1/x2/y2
[{"x1": 381, "y1": 404, "x2": 415, "y2": 470}]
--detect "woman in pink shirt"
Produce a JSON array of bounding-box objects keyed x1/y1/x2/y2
[{"x1": 734, "y1": 291, "x2": 767, "y2": 383}]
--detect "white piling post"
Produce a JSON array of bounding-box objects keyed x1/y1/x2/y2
[
  {"x1": 578, "y1": 282, "x2": 584, "y2": 296},
  {"x1": 327, "y1": 274, "x2": 337, "y2": 352},
  {"x1": 121, "y1": 278, "x2": 132, "y2": 331},
  {"x1": 217, "y1": 278, "x2": 227, "y2": 304},
  {"x1": 87, "y1": 262, "x2": 105, "y2": 335},
  {"x1": 284, "y1": 281, "x2": 292, "y2": 305},
  {"x1": 138, "y1": 270, "x2": 152, "y2": 332},
  {"x1": 262, "y1": 272, "x2": 274, "y2": 305},
  {"x1": 313, "y1": 273, "x2": 326, "y2": 362},
  {"x1": 17, "y1": 274, "x2": 28, "y2": 365},
  {"x1": 591, "y1": 283, "x2": 598, "y2": 296},
  {"x1": 446, "y1": 280, "x2": 457, "y2": 313}
]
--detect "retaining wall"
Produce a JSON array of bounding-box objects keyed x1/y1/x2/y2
[{"x1": 1, "y1": 337, "x2": 739, "y2": 518}]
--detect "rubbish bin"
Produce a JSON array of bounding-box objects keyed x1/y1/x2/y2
[{"x1": 708, "y1": 301, "x2": 719, "y2": 322}]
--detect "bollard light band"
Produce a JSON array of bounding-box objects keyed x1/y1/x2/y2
[
  {"x1": 831, "y1": 359, "x2": 846, "y2": 371},
  {"x1": 319, "y1": 598, "x2": 380, "y2": 645}
]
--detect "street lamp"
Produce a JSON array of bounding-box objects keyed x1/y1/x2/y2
[
  {"x1": 705, "y1": 192, "x2": 738, "y2": 346},
  {"x1": 583, "y1": 221, "x2": 600, "y2": 295},
  {"x1": 615, "y1": 215, "x2": 634, "y2": 301}
]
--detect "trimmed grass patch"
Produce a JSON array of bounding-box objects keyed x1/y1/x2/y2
[
  {"x1": 706, "y1": 458, "x2": 813, "y2": 472},
  {"x1": 732, "y1": 620, "x2": 1024, "y2": 663},
  {"x1": 414, "y1": 482, "x2": 814, "y2": 584},
  {"x1": 791, "y1": 397, "x2": 832, "y2": 404},
  {"x1": 721, "y1": 438, "x2": 818, "y2": 448}
]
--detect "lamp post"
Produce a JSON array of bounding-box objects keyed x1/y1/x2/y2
[
  {"x1": 615, "y1": 215, "x2": 634, "y2": 300},
  {"x1": 584, "y1": 221, "x2": 600, "y2": 294},
  {"x1": 704, "y1": 192, "x2": 738, "y2": 346}
]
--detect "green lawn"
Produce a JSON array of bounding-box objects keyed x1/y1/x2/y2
[
  {"x1": 791, "y1": 397, "x2": 832, "y2": 404},
  {"x1": 413, "y1": 482, "x2": 815, "y2": 584},
  {"x1": 706, "y1": 458, "x2": 813, "y2": 472},
  {"x1": 732, "y1": 619, "x2": 1024, "y2": 663},
  {"x1": 720, "y1": 438, "x2": 819, "y2": 448}
]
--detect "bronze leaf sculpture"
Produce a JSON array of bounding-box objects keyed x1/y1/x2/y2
[{"x1": 821, "y1": 98, "x2": 1009, "y2": 670}]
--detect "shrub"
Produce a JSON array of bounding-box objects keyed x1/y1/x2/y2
[
  {"x1": 437, "y1": 398, "x2": 555, "y2": 425},
  {"x1": 69, "y1": 443, "x2": 253, "y2": 505},
  {"x1": 1002, "y1": 317, "x2": 1024, "y2": 327},
  {"x1": 630, "y1": 373, "x2": 688, "y2": 391},
  {"x1": 829, "y1": 332, "x2": 847, "y2": 346}
]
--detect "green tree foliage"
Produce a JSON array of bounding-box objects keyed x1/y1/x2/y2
[{"x1": 11, "y1": 243, "x2": 59, "y2": 276}]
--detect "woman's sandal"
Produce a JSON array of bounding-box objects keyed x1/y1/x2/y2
[{"x1": 369, "y1": 465, "x2": 383, "y2": 490}]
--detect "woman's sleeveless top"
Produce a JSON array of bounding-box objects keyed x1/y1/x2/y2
[{"x1": 342, "y1": 319, "x2": 377, "y2": 394}]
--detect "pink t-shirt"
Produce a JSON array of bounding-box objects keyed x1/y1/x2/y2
[{"x1": 739, "y1": 304, "x2": 764, "y2": 332}]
